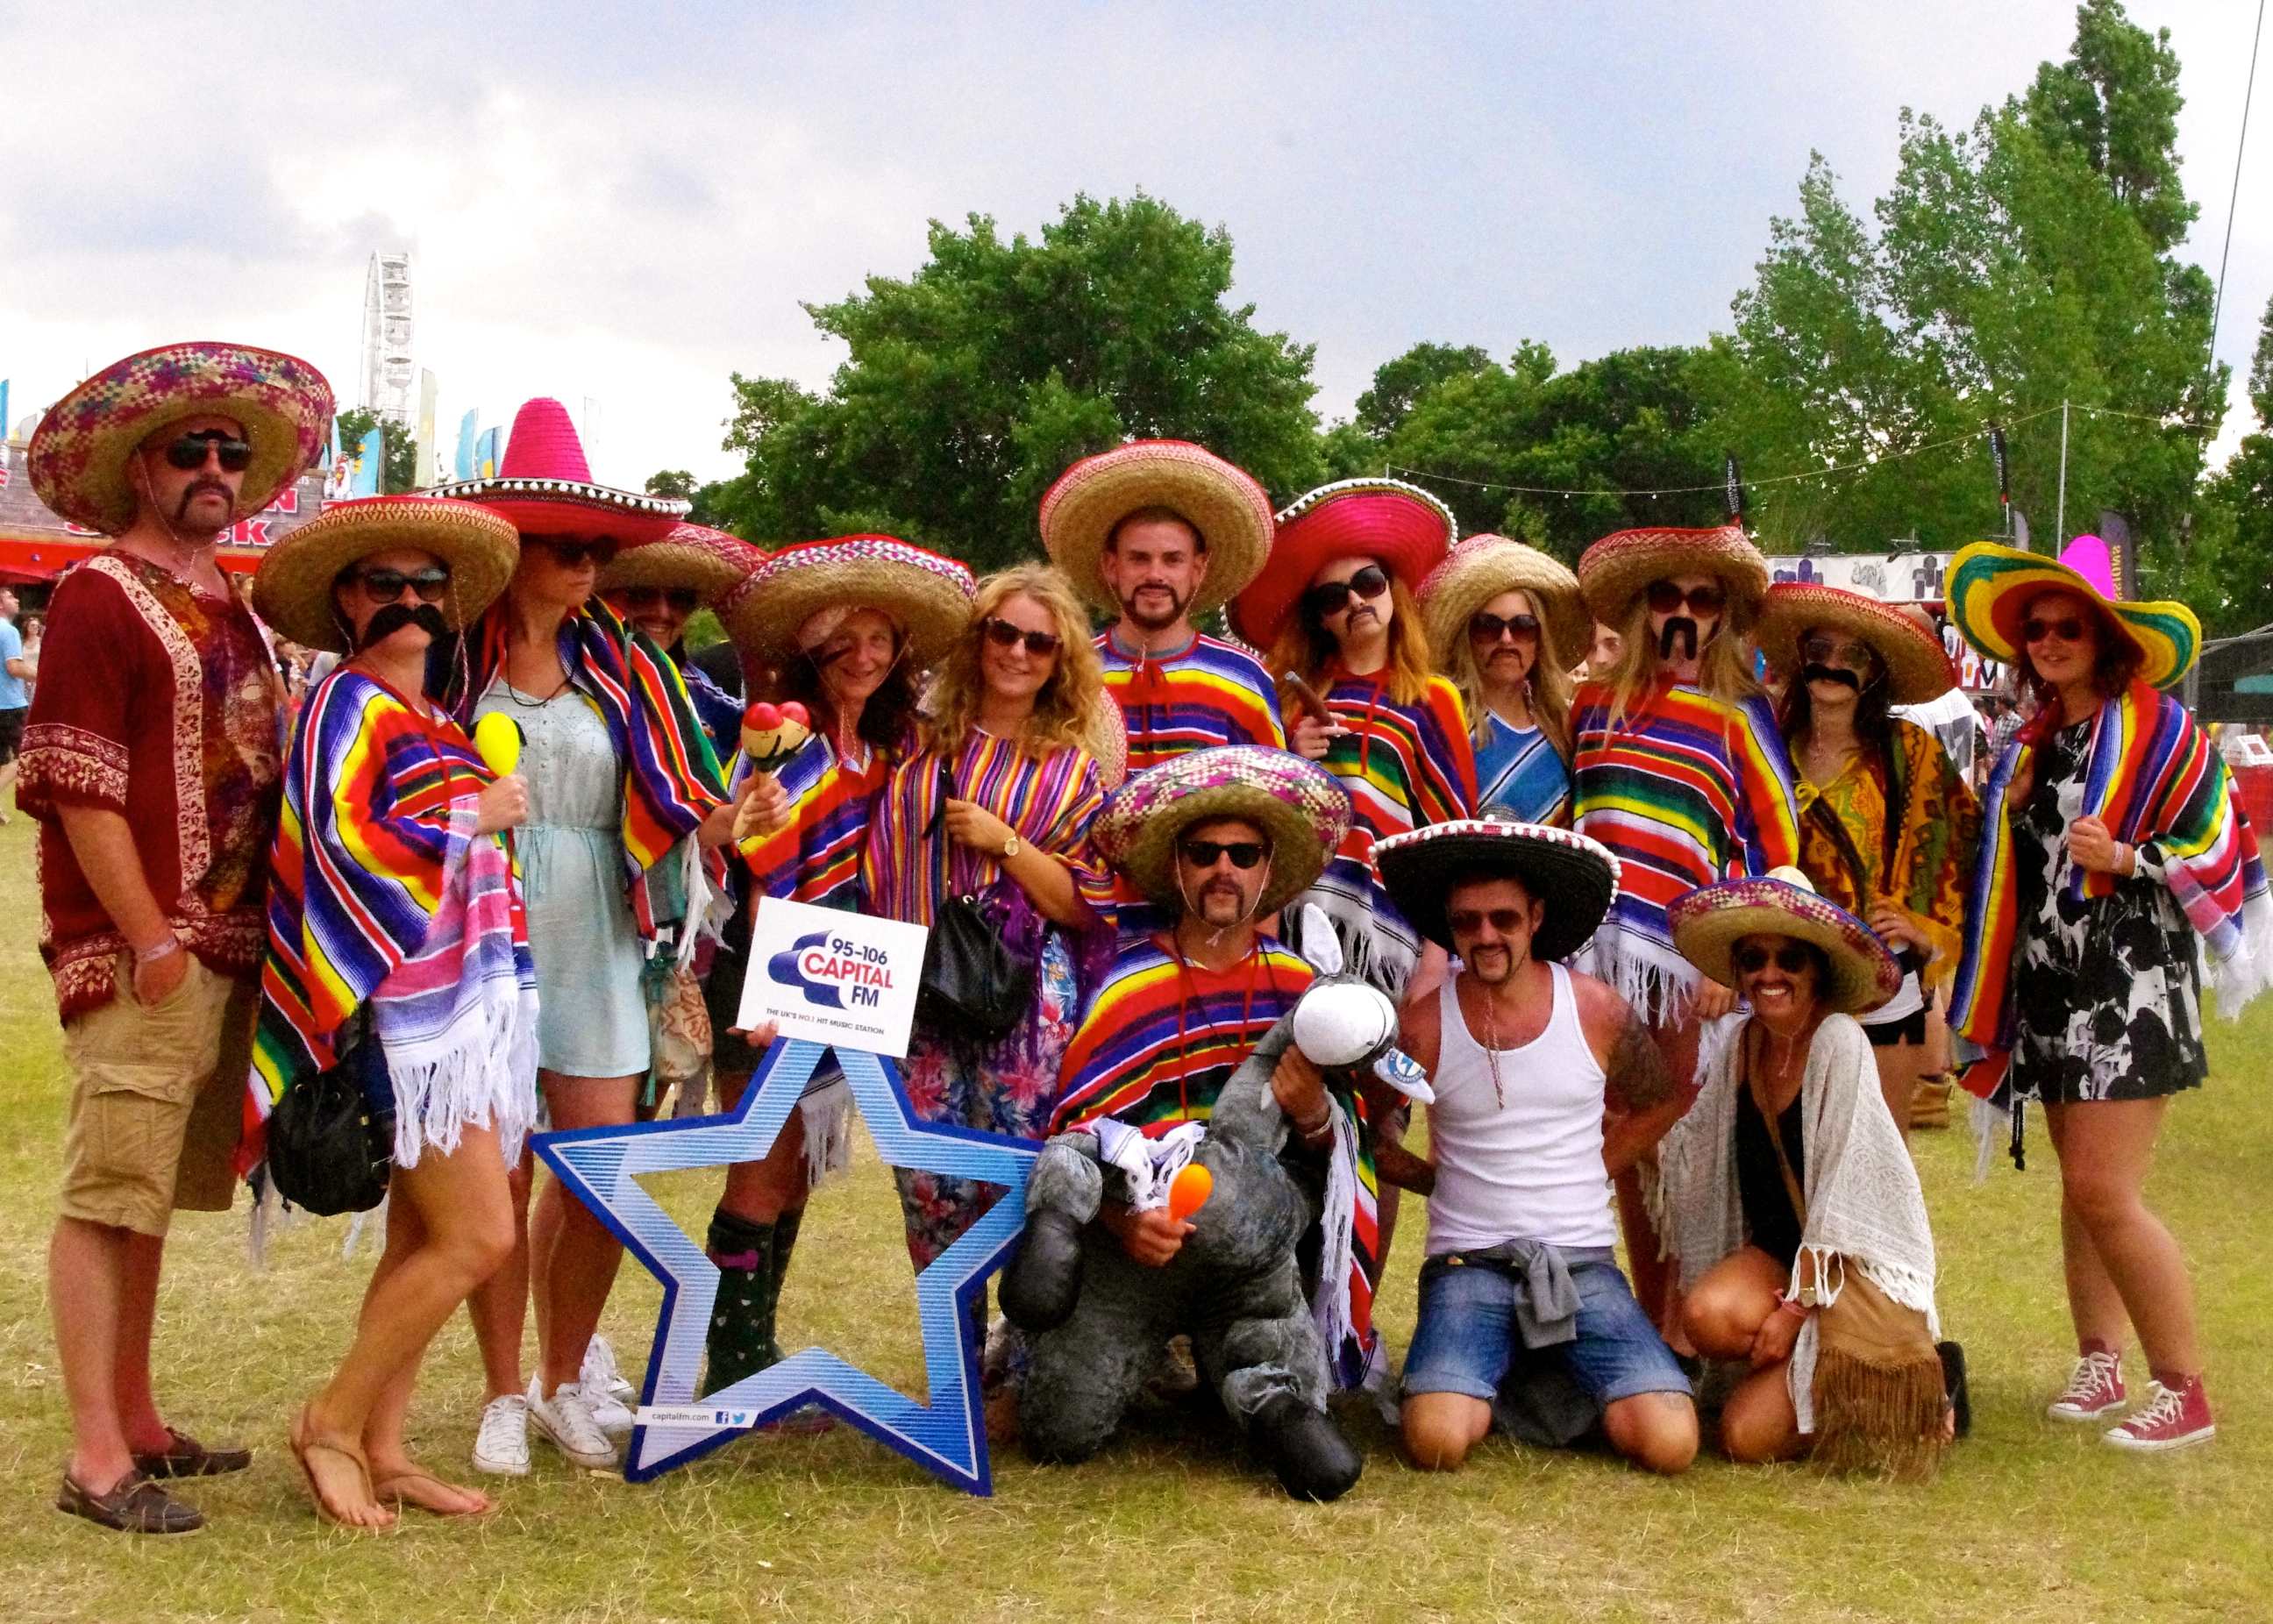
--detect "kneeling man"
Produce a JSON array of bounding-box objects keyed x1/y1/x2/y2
[{"x1": 1374, "y1": 819, "x2": 1698, "y2": 1474}]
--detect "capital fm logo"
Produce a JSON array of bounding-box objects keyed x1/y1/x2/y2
[{"x1": 768, "y1": 929, "x2": 898, "y2": 1010}]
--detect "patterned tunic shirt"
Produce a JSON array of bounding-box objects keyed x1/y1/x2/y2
[{"x1": 1474, "y1": 710, "x2": 1573, "y2": 826}]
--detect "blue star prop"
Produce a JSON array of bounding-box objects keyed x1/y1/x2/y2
[{"x1": 532, "y1": 1037, "x2": 1036, "y2": 1493}]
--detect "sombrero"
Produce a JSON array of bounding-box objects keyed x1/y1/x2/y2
[
  {"x1": 251, "y1": 495, "x2": 519, "y2": 654},
  {"x1": 1417, "y1": 534, "x2": 1589, "y2": 670},
  {"x1": 1373, "y1": 819, "x2": 1618, "y2": 963},
  {"x1": 1945, "y1": 535, "x2": 2198, "y2": 689},
  {"x1": 598, "y1": 523, "x2": 766, "y2": 602},
  {"x1": 28, "y1": 341, "x2": 333, "y2": 535},
  {"x1": 1755, "y1": 582, "x2": 1956, "y2": 705},
  {"x1": 1079, "y1": 690, "x2": 1129, "y2": 791},
  {"x1": 1576, "y1": 524, "x2": 1769, "y2": 625},
  {"x1": 1038, "y1": 439, "x2": 1275, "y2": 617},
  {"x1": 720, "y1": 535, "x2": 975, "y2": 666},
  {"x1": 1229, "y1": 478, "x2": 1457, "y2": 649},
  {"x1": 428, "y1": 397, "x2": 687, "y2": 545},
  {"x1": 1090, "y1": 746, "x2": 1352, "y2": 917},
  {"x1": 1669, "y1": 865, "x2": 1899, "y2": 1015}
]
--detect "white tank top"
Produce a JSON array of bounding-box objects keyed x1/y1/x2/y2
[{"x1": 1424, "y1": 963, "x2": 1617, "y2": 1253}]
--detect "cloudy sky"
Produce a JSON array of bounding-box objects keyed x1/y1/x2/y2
[{"x1": 3, "y1": 1, "x2": 2263, "y2": 494}]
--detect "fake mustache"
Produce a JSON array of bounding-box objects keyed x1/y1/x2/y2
[
  {"x1": 1801, "y1": 663, "x2": 1863, "y2": 693},
  {"x1": 1658, "y1": 617, "x2": 1699, "y2": 660},
  {"x1": 175, "y1": 479, "x2": 232, "y2": 524},
  {"x1": 359, "y1": 601, "x2": 450, "y2": 649}
]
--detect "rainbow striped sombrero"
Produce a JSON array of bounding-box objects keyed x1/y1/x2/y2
[{"x1": 1945, "y1": 537, "x2": 2198, "y2": 689}]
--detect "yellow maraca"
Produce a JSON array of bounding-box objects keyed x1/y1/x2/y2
[{"x1": 473, "y1": 712, "x2": 524, "y2": 778}]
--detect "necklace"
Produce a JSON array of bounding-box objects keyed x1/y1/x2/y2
[{"x1": 1168, "y1": 936, "x2": 1271, "y2": 1124}]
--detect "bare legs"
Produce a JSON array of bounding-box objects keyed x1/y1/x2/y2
[
  {"x1": 466, "y1": 1151, "x2": 533, "y2": 1400},
  {"x1": 2043, "y1": 1099, "x2": 2200, "y2": 1379},
  {"x1": 718, "y1": 1072, "x2": 809, "y2": 1225},
  {"x1": 533, "y1": 1071, "x2": 640, "y2": 1395},
  {"x1": 1400, "y1": 1390, "x2": 1696, "y2": 1475},
  {"x1": 1870, "y1": 1035, "x2": 1927, "y2": 1145},
  {"x1": 49, "y1": 1220, "x2": 175, "y2": 1493},
  {"x1": 1680, "y1": 1245, "x2": 1806, "y2": 1464}
]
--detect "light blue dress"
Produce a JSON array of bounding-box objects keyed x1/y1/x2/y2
[{"x1": 476, "y1": 675, "x2": 650, "y2": 1078}]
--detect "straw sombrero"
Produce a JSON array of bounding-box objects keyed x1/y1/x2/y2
[
  {"x1": 720, "y1": 535, "x2": 975, "y2": 666},
  {"x1": 1038, "y1": 439, "x2": 1275, "y2": 617},
  {"x1": 28, "y1": 342, "x2": 333, "y2": 536},
  {"x1": 428, "y1": 397, "x2": 687, "y2": 545},
  {"x1": 1417, "y1": 534, "x2": 1589, "y2": 670},
  {"x1": 1229, "y1": 478, "x2": 1457, "y2": 649},
  {"x1": 598, "y1": 523, "x2": 766, "y2": 602},
  {"x1": 1373, "y1": 819, "x2": 1618, "y2": 963},
  {"x1": 1756, "y1": 582, "x2": 1956, "y2": 705},
  {"x1": 1090, "y1": 746, "x2": 1352, "y2": 917},
  {"x1": 251, "y1": 495, "x2": 519, "y2": 653},
  {"x1": 1945, "y1": 535, "x2": 2198, "y2": 688},
  {"x1": 1576, "y1": 524, "x2": 1769, "y2": 625},
  {"x1": 1079, "y1": 691, "x2": 1129, "y2": 791},
  {"x1": 1669, "y1": 865, "x2": 1899, "y2": 1015}
]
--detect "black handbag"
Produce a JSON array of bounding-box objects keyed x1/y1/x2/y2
[
  {"x1": 915, "y1": 760, "x2": 1034, "y2": 1043},
  {"x1": 266, "y1": 1016, "x2": 395, "y2": 1216}
]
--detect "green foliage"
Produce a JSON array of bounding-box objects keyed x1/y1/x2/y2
[
  {"x1": 332, "y1": 406, "x2": 418, "y2": 495},
  {"x1": 2183, "y1": 298, "x2": 2273, "y2": 637},
  {"x1": 702, "y1": 194, "x2": 1324, "y2": 573},
  {"x1": 645, "y1": 468, "x2": 698, "y2": 499},
  {"x1": 2021, "y1": 0, "x2": 2195, "y2": 252}
]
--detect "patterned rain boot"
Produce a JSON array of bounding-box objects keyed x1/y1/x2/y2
[{"x1": 702, "y1": 1209, "x2": 779, "y2": 1398}]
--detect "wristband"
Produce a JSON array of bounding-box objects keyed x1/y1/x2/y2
[
  {"x1": 134, "y1": 936, "x2": 183, "y2": 967},
  {"x1": 1295, "y1": 1105, "x2": 1332, "y2": 1141}
]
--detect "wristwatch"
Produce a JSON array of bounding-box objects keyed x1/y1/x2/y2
[{"x1": 1001, "y1": 834, "x2": 1022, "y2": 860}]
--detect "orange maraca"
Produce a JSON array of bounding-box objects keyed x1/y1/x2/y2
[{"x1": 1167, "y1": 1163, "x2": 1214, "y2": 1223}]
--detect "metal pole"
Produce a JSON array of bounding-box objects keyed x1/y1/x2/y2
[{"x1": 2055, "y1": 400, "x2": 2070, "y2": 545}]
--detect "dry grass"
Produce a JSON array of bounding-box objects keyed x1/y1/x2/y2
[{"x1": 3, "y1": 812, "x2": 2269, "y2": 1622}]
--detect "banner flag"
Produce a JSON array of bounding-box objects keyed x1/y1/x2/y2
[
  {"x1": 353, "y1": 427, "x2": 383, "y2": 496},
  {"x1": 0, "y1": 381, "x2": 9, "y2": 445},
  {"x1": 414, "y1": 370, "x2": 439, "y2": 488},
  {"x1": 476, "y1": 425, "x2": 502, "y2": 479},
  {"x1": 454, "y1": 409, "x2": 479, "y2": 481}
]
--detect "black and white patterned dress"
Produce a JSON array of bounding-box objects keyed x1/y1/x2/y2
[{"x1": 2009, "y1": 717, "x2": 2207, "y2": 1104}]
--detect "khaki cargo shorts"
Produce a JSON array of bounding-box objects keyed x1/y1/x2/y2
[{"x1": 58, "y1": 956, "x2": 259, "y2": 1237}]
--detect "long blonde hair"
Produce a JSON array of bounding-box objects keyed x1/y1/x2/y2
[
  {"x1": 1268, "y1": 572, "x2": 1436, "y2": 709},
  {"x1": 1600, "y1": 586, "x2": 1761, "y2": 730},
  {"x1": 923, "y1": 562, "x2": 1105, "y2": 756},
  {"x1": 1447, "y1": 590, "x2": 1574, "y2": 761}
]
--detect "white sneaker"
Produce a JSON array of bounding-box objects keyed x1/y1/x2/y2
[
  {"x1": 528, "y1": 1378, "x2": 621, "y2": 1470},
  {"x1": 472, "y1": 1393, "x2": 531, "y2": 1477},
  {"x1": 581, "y1": 1336, "x2": 638, "y2": 1436}
]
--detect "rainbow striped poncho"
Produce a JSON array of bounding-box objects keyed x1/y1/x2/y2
[
  {"x1": 1949, "y1": 680, "x2": 2273, "y2": 1099},
  {"x1": 1096, "y1": 630, "x2": 1286, "y2": 772},
  {"x1": 456, "y1": 598, "x2": 728, "y2": 948},
  {"x1": 1571, "y1": 678, "x2": 1800, "y2": 1022},
  {"x1": 246, "y1": 670, "x2": 538, "y2": 1174},
  {"x1": 736, "y1": 732, "x2": 900, "y2": 911}
]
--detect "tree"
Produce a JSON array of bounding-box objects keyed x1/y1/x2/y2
[
  {"x1": 645, "y1": 469, "x2": 698, "y2": 499},
  {"x1": 704, "y1": 193, "x2": 1324, "y2": 573},
  {"x1": 1722, "y1": 0, "x2": 2226, "y2": 564},
  {"x1": 2183, "y1": 297, "x2": 2273, "y2": 637},
  {"x1": 1352, "y1": 343, "x2": 1496, "y2": 438},
  {"x1": 333, "y1": 406, "x2": 418, "y2": 495}
]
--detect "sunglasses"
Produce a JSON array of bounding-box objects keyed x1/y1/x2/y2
[
  {"x1": 1645, "y1": 580, "x2": 1727, "y2": 616},
  {"x1": 163, "y1": 431, "x2": 253, "y2": 473},
  {"x1": 1448, "y1": 907, "x2": 1530, "y2": 937},
  {"x1": 1732, "y1": 942, "x2": 1814, "y2": 975},
  {"x1": 617, "y1": 586, "x2": 701, "y2": 614},
  {"x1": 1800, "y1": 634, "x2": 1878, "y2": 669},
  {"x1": 532, "y1": 538, "x2": 617, "y2": 568},
  {"x1": 1469, "y1": 610, "x2": 1542, "y2": 645},
  {"x1": 2022, "y1": 615, "x2": 2091, "y2": 645},
  {"x1": 346, "y1": 566, "x2": 452, "y2": 605},
  {"x1": 1302, "y1": 564, "x2": 1391, "y2": 620},
  {"x1": 980, "y1": 617, "x2": 1062, "y2": 656},
  {"x1": 1180, "y1": 838, "x2": 1269, "y2": 870}
]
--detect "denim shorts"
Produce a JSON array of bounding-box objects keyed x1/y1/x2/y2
[{"x1": 1403, "y1": 1252, "x2": 1692, "y2": 1430}]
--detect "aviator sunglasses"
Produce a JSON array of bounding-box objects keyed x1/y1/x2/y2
[
  {"x1": 1469, "y1": 610, "x2": 1542, "y2": 645},
  {"x1": 2022, "y1": 615, "x2": 2091, "y2": 645},
  {"x1": 980, "y1": 617, "x2": 1062, "y2": 656},
  {"x1": 1179, "y1": 838, "x2": 1269, "y2": 870},
  {"x1": 1645, "y1": 580, "x2": 1726, "y2": 616},
  {"x1": 1302, "y1": 564, "x2": 1391, "y2": 620},
  {"x1": 617, "y1": 586, "x2": 701, "y2": 613},
  {"x1": 1732, "y1": 942, "x2": 1814, "y2": 975},
  {"x1": 163, "y1": 431, "x2": 253, "y2": 473},
  {"x1": 344, "y1": 566, "x2": 452, "y2": 605}
]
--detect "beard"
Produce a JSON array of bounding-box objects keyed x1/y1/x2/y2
[
  {"x1": 1801, "y1": 662, "x2": 1862, "y2": 693},
  {"x1": 358, "y1": 601, "x2": 450, "y2": 651},
  {"x1": 1121, "y1": 582, "x2": 1188, "y2": 631}
]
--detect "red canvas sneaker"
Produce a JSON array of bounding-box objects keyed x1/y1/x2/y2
[
  {"x1": 2103, "y1": 1377, "x2": 2214, "y2": 1453},
  {"x1": 2046, "y1": 1349, "x2": 2126, "y2": 1422}
]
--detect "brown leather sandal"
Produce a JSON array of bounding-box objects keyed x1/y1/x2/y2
[
  {"x1": 372, "y1": 1470, "x2": 492, "y2": 1518},
  {"x1": 56, "y1": 1470, "x2": 204, "y2": 1535},
  {"x1": 290, "y1": 1409, "x2": 381, "y2": 1528},
  {"x1": 132, "y1": 1428, "x2": 253, "y2": 1479}
]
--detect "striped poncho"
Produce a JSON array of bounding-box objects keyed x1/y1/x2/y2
[
  {"x1": 1475, "y1": 710, "x2": 1573, "y2": 825},
  {"x1": 1097, "y1": 630, "x2": 1286, "y2": 773},
  {"x1": 1571, "y1": 677, "x2": 1800, "y2": 1022},
  {"x1": 246, "y1": 670, "x2": 538, "y2": 1172},
  {"x1": 1300, "y1": 667, "x2": 1478, "y2": 992},
  {"x1": 1949, "y1": 680, "x2": 2273, "y2": 1098},
  {"x1": 454, "y1": 598, "x2": 728, "y2": 948},
  {"x1": 736, "y1": 732, "x2": 900, "y2": 911}
]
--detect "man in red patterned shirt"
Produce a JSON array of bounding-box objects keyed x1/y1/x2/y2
[{"x1": 20, "y1": 343, "x2": 331, "y2": 1534}]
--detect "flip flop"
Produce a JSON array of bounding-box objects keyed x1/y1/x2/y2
[
  {"x1": 372, "y1": 1470, "x2": 493, "y2": 1518},
  {"x1": 290, "y1": 1409, "x2": 386, "y2": 1529}
]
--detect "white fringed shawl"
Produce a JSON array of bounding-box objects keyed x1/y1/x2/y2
[{"x1": 1664, "y1": 1012, "x2": 1941, "y2": 1435}]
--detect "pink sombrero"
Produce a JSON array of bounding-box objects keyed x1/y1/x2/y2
[
  {"x1": 1576, "y1": 524, "x2": 1769, "y2": 626},
  {"x1": 1669, "y1": 865, "x2": 1900, "y2": 1015},
  {"x1": 1230, "y1": 478, "x2": 1457, "y2": 649},
  {"x1": 28, "y1": 341, "x2": 334, "y2": 535},
  {"x1": 1090, "y1": 745, "x2": 1352, "y2": 916},
  {"x1": 429, "y1": 397, "x2": 687, "y2": 545}
]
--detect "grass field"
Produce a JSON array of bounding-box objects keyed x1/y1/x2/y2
[{"x1": 3, "y1": 813, "x2": 2269, "y2": 1623}]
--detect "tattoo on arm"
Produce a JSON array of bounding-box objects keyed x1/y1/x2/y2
[{"x1": 1607, "y1": 1012, "x2": 1676, "y2": 1113}]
